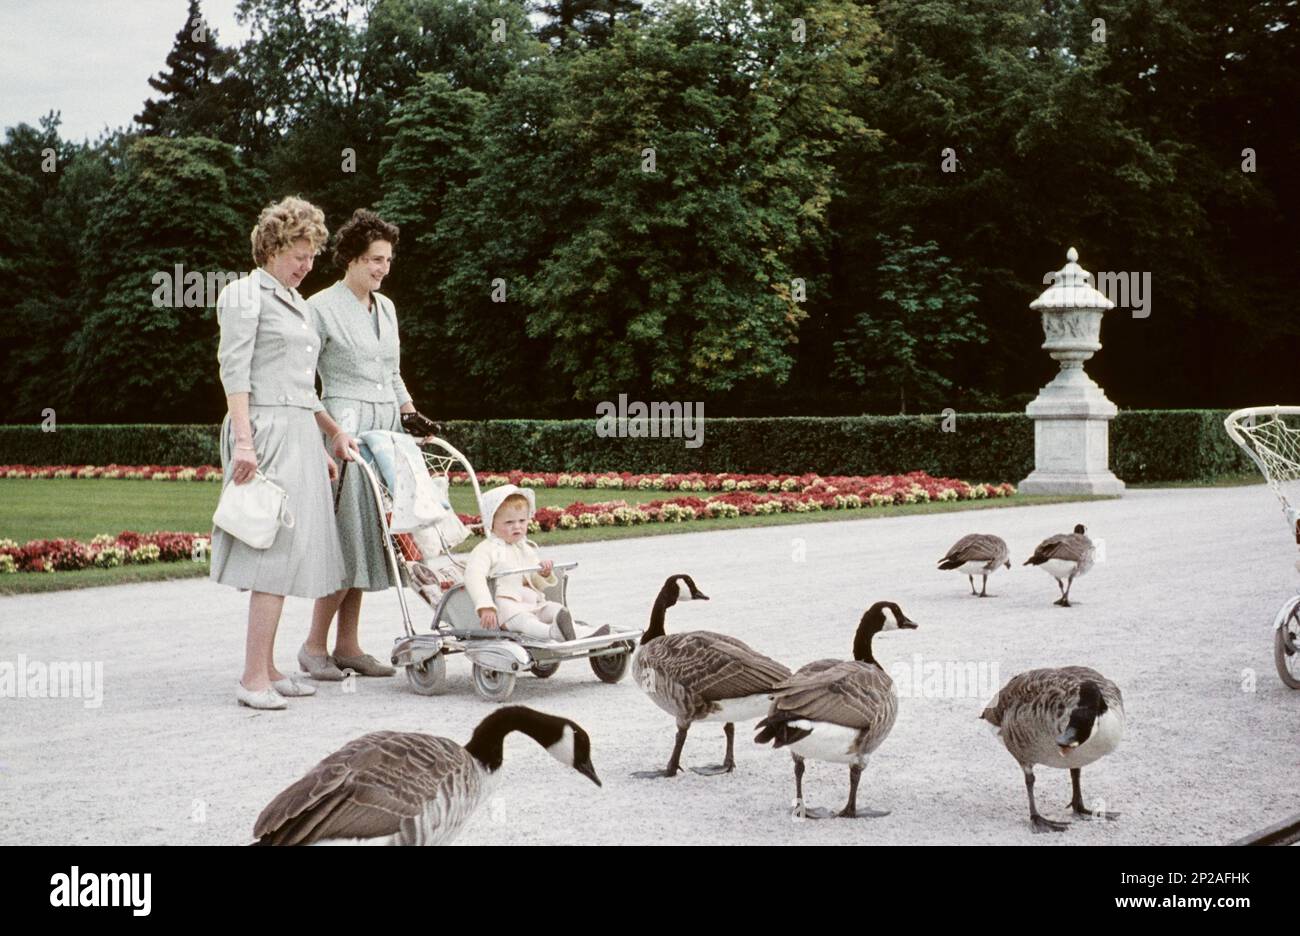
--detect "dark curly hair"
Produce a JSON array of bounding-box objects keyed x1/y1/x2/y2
[{"x1": 332, "y1": 208, "x2": 399, "y2": 269}]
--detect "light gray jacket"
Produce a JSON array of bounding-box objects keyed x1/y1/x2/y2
[
  {"x1": 216, "y1": 269, "x2": 325, "y2": 411},
  {"x1": 307, "y1": 281, "x2": 413, "y2": 408}
]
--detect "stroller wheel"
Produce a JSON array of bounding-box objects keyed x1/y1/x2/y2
[
  {"x1": 531, "y1": 660, "x2": 561, "y2": 679},
  {"x1": 406, "y1": 654, "x2": 448, "y2": 696},
  {"x1": 590, "y1": 645, "x2": 632, "y2": 684},
  {"x1": 1275, "y1": 605, "x2": 1300, "y2": 689},
  {"x1": 472, "y1": 663, "x2": 518, "y2": 702}
]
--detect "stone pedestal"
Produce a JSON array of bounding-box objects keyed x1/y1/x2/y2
[{"x1": 1018, "y1": 248, "x2": 1125, "y2": 496}]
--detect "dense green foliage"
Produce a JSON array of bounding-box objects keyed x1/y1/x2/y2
[{"x1": 2, "y1": 0, "x2": 1296, "y2": 424}]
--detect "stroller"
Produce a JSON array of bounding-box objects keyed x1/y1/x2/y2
[
  {"x1": 1225, "y1": 406, "x2": 1300, "y2": 689},
  {"x1": 345, "y1": 430, "x2": 639, "y2": 702}
]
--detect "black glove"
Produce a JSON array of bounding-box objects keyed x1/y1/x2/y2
[{"x1": 401, "y1": 411, "x2": 441, "y2": 438}]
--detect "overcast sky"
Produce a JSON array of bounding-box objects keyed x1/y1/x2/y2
[{"x1": 0, "y1": 0, "x2": 248, "y2": 141}]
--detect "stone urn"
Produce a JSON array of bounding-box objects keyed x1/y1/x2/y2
[{"x1": 1018, "y1": 247, "x2": 1126, "y2": 496}]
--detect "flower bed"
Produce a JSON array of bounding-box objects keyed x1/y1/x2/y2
[
  {"x1": 1, "y1": 465, "x2": 1015, "y2": 501},
  {"x1": 0, "y1": 531, "x2": 212, "y2": 574},
  {"x1": 0, "y1": 464, "x2": 223, "y2": 481},
  {"x1": 452, "y1": 472, "x2": 1016, "y2": 534}
]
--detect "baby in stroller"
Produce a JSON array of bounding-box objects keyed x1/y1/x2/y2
[{"x1": 465, "y1": 484, "x2": 601, "y2": 642}]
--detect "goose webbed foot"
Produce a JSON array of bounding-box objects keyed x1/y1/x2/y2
[
  {"x1": 689, "y1": 763, "x2": 734, "y2": 776},
  {"x1": 633, "y1": 725, "x2": 688, "y2": 779},
  {"x1": 631, "y1": 766, "x2": 681, "y2": 779},
  {"x1": 1031, "y1": 813, "x2": 1071, "y2": 833},
  {"x1": 690, "y1": 722, "x2": 735, "y2": 775},
  {"x1": 1054, "y1": 597, "x2": 1071, "y2": 607}
]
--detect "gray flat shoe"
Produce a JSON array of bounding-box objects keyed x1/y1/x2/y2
[
  {"x1": 298, "y1": 644, "x2": 346, "y2": 681},
  {"x1": 555, "y1": 609, "x2": 577, "y2": 642},
  {"x1": 332, "y1": 652, "x2": 395, "y2": 677},
  {"x1": 273, "y1": 676, "x2": 317, "y2": 697}
]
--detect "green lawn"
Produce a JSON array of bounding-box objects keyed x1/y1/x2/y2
[
  {"x1": 0, "y1": 477, "x2": 1105, "y2": 595},
  {"x1": 0, "y1": 477, "x2": 681, "y2": 543}
]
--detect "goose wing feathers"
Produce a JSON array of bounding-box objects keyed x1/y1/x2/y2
[
  {"x1": 1026, "y1": 532, "x2": 1092, "y2": 565},
  {"x1": 642, "y1": 631, "x2": 791, "y2": 700},
  {"x1": 254, "y1": 731, "x2": 475, "y2": 845},
  {"x1": 983, "y1": 666, "x2": 1123, "y2": 732},
  {"x1": 769, "y1": 659, "x2": 896, "y2": 731},
  {"x1": 939, "y1": 533, "x2": 1007, "y2": 567}
]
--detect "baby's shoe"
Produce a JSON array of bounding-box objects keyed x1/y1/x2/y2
[{"x1": 555, "y1": 608, "x2": 576, "y2": 641}]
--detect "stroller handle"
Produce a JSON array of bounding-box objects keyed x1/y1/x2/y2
[{"x1": 489, "y1": 562, "x2": 578, "y2": 580}]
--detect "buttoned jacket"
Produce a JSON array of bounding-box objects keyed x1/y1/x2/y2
[
  {"x1": 216, "y1": 268, "x2": 325, "y2": 411},
  {"x1": 308, "y1": 281, "x2": 412, "y2": 408}
]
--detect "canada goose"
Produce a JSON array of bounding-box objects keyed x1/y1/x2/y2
[
  {"x1": 1024, "y1": 524, "x2": 1094, "y2": 606},
  {"x1": 980, "y1": 666, "x2": 1124, "y2": 833},
  {"x1": 252, "y1": 706, "x2": 600, "y2": 845},
  {"x1": 754, "y1": 601, "x2": 917, "y2": 819},
  {"x1": 632, "y1": 574, "x2": 791, "y2": 778},
  {"x1": 937, "y1": 533, "x2": 1011, "y2": 597}
]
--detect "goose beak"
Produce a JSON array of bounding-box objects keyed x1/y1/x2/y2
[
  {"x1": 900, "y1": 619, "x2": 918, "y2": 629},
  {"x1": 575, "y1": 759, "x2": 602, "y2": 787},
  {"x1": 694, "y1": 592, "x2": 710, "y2": 601}
]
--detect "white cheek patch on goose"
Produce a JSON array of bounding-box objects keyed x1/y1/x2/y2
[
  {"x1": 676, "y1": 580, "x2": 693, "y2": 601},
  {"x1": 548, "y1": 725, "x2": 576, "y2": 768},
  {"x1": 882, "y1": 618, "x2": 898, "y2": 631}
]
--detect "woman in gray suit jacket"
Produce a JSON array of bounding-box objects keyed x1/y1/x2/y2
[
  {"x1": 211, "y1": 197, "x2": 357, "y2": 710},
  {"x1": 299, "y1": 209, "x2": 437, "y2": 680}
]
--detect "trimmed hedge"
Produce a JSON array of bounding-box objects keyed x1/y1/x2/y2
[
  {"x1": 0, "y1": 410, "x2": 1253, "y2": 484},
  {"x1": 0, "y1": 424, "x2": 223, "y2": 468}
]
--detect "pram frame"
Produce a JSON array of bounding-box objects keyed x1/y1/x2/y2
[{"x1": 345, "y1": 435, "x2": 638, "y2": 700}]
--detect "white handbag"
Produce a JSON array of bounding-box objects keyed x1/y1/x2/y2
[{"x1": 213, "y1": 470, "x2": 295, "y2": 549}]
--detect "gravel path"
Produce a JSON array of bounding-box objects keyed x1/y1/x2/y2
[{"x1": 2, "y1": 486, "x2": 1297, "y2": 845}]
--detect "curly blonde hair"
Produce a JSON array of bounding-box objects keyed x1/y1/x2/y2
[{"x1": 250, "y1": 196, "x2": 329, "y2": 266}]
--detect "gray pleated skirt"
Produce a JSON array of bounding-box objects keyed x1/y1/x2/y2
[
  {"x1": 210, "y1": 406, "x2": 345, "y2": 599},
  {"x1": 324, "y1": 396, "x2": 403, "y2": 591}
]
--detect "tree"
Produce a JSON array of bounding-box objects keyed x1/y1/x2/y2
[
  {"x1": 833, "y1": 228, "x2": 982, "y2": 414},
  {"x1": 66, "y1": 137, "x2": 266, "y2": 421},
  {"x1": 136, "y1": 0, "x2": 241, "y2": 143},
  {"x1": 377, "y1": 74, "x2": 494, "y2": 414},
  {"x1": 0, "y1": 114, "x2": 100, "y2": 423},
  {"x1": 533, "y1": 0, "x2": 643, "y2": 48}
]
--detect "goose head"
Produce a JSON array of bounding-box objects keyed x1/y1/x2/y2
[
  {"x1": 853, "y1": 601, "x2": 918, "y2": 663},
  {"x1": 642, "y1": 574, "x2": 709, "y2": 644},
  {"x1": 1054, "y1": 680, "x2": 1107, "y2": 757},
  {"x1": 466, "y1": 706, "x2": 601, "y2": 786},
  {"x1": 865, "y1": 601, "x2": 918, "y2": 632},
  {"x1": 1073, "y1": 523, "x2": 1087, "y2": 535},
  {"x1": 543, "y1": 718, "x2": 602, "y2": 787},
  {"x1": 663, "y1": 573, "x2": 709, "y2": 606}
]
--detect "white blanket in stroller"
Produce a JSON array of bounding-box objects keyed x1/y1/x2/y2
[{"x1": 357, "y1": 431, "x2": 469, "y2": 549}]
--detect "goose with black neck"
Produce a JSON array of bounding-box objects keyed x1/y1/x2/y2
[
  {"x1": 755, "y1": 601, "x2": 917, "y2": 819},
  {"x1": 632, "y1": 574, "x2": 791, "y2": 778},
  {"x1": 252, "y1": 706, "x2": 600, "y2": 845}
]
